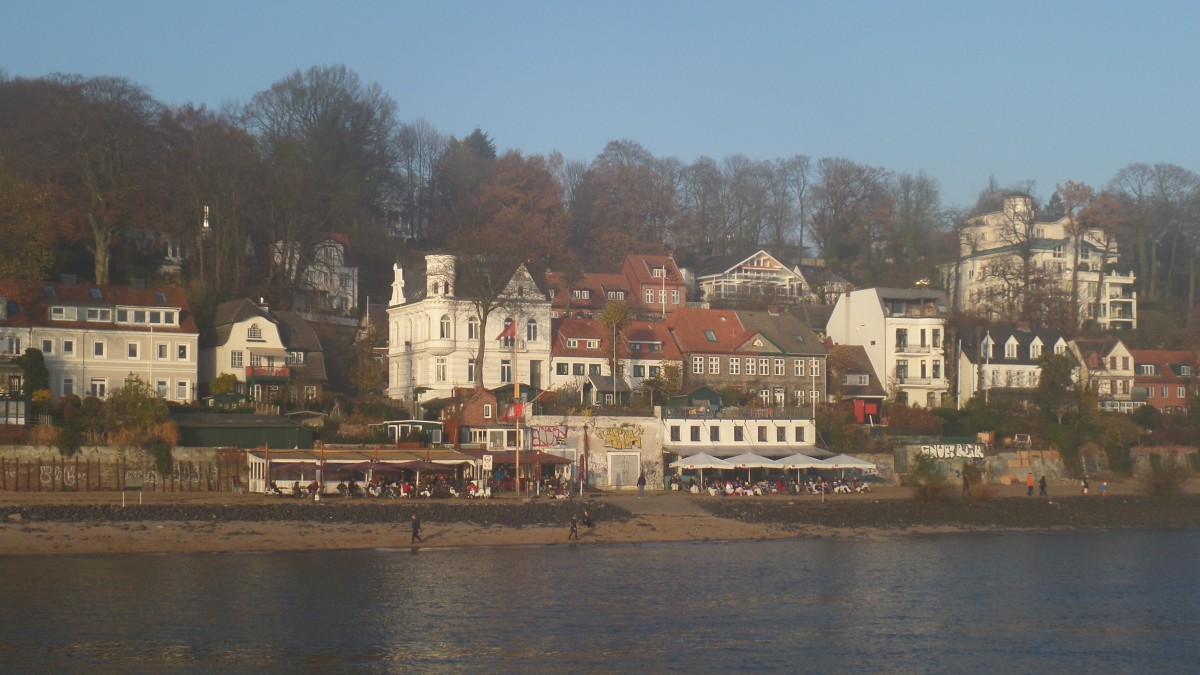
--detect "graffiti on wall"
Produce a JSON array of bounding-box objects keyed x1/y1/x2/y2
[
  {"x1": 530, "y1": 424, "x2": 569, "y2": 448},
  {"x1": 917, "y1": 444, "x2": 985, "y2": 459},
  {"x1": 40, "y1": 464, "x2": 85, "y2": 486},
  {"x1": 596, "y1": 424, "x2": 644, "y2": 451}
]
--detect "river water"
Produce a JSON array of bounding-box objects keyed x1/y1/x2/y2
[{"x1": 1, "y1": 530, "x2": 1198, "y2": 672}]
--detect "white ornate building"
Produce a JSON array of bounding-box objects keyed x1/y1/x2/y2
[
  {"x1": 386, "y1": 255, "x2": 552, "y2": 407},
  {"x1": 944, "y1": 195, "x2": 1137, "y2": 330}
]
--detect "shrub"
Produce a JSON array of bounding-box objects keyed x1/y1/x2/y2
[
  {"x1": 1142, "y1": 455, "x2": 1191, "y2": 497},
  {"x1": 904, "y1": 454, "x2": 951, "y2": 501},
  {"x1": 142, "y1": 436, "x2": 174, "y2": 476}
]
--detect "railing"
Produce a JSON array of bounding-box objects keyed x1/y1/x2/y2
[
  {"x1": 246, "y1": 366, "x2": 290, "y2": 378},
  {"x1": 894, "y1": 344, "x2": 937, "y2": 354},
  {"x1": 661, "y1": 405, "x2": 818, "y2": 420},
  {"x1": 896, "y1": 376, "x2": 939, "y2": 386}
]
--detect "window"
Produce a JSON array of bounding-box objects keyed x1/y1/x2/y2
[
  {"x1": 746, "y1": 358, "x2": 756, "y2": 376},
  {"x1": 157, "y1": 343, "x2": 168, "y2": 360},
  {"x1": 62, "y1": 377, "x2": 74, "y2": 396},
  {"x1": 1109, "y1": 357, "x2": 1116, "y2": 370},
  {"x1": 809, "y1": 359, "x2": 820, "y2": 377},
  {"x1": 734, "y1": 426, "x2": 744, "y2": 442},
  {"x1": 556, "y1": 362, "x2": 569, "y2": 376},
  {"x1": 231, "y1": 351, "x2": 243, "y2": 368},
  {"x1": 690, "y1": 426, "x2": 701, "y2": 441},
  {"x1": 163, "y1": 311, "x2": 174, "y2": 325},
  {"x1": 811, "y1": 389, "x2": 820, "y2": 402},
  {"x1": 149, "y1": 310, "x2": 161, "y2": 324},
  {"x1": 651, "y1": 267, "x2": 663, "y2": 278},
  {"x1": 286, "y1": 351, "x2": 304, "y2": 365},
  {"x1": 659, "y1": 289, "x2": 666, "y2": 305},
  {"x1": 777, "y1": 427, "x2": 787, "y2": 442},
  {"x1": 692, "y1": 356, "x2": 704, "y2": 374},
  {"x1": 588, "y1": 364, "x2": 601, "y2": 376},
  {"x1": 760, "y1": 390, "x2": 771, "y2": 406},
  {"x1": 1161, "y1": 386, "x2": 1169, "y2": 398},
  {"x1": 645, "y1": 289, "x2": 654, "y2": 304},
  {"x1": 671, "y1": 290, "x2": 679, "y2": 305},
  {"x1": 933, "y1": 361, "x2": 942, "y2": 379},
  {"x1": 795, "y1": 359, "x2": 805, "y2": 377},
  {"x1": 710, "y1": 427, "x2": 720, "y2": 442},
  {"x1": 633, "y1": 365, "x2": 645, "y2": 377},
  {"x1": 573, "y1": 364, "x2": 585, "y2": 376},
  {"x1": 670, "y1": 426, "x2": 681, "y2": 441},
  {"x1": 500, "y1": 359, "x2": 512, "y2": 383},
  {"x1": 703, "y1": 329, "x2": 717, "y2": 342},
  {"x1": 572, "y1": 289, "x2": 591, "y2": 300},
  {"x1": 1182, "y1": 366, "x2": 1192, "y2": 376},
  {"x1": 775, "y1": 359, "x2": 785, "y2": 376},
  {"x1": 1179, "y1": 386, "x2": 1187, "y2": 399},
  {"x1": 758, "y1": 426, "x2": 768, "y2": 442},
  {"x1": 248, "y1": 324, "x2": 263, "y2": 341},
  {"x1": 86, "y1": 308, "x2": 111, "y2": 322},
  {"x1": 40, "y1": 339, "x2": 53, "y2": 355},
  {"x1": 566, "y1": 339, "x2": 578, "y2": 349},
  {"x1": 62, "y1": 340, "x2": 74, "y2": 357},
  {"x1": 92, "y1": 341, "x2": 105, "y2": 358},
  {"x1": 439, "y1": 315, "x2": 451, "y2": 339},
  {"x1": 648, "y1": 366, "x2": 659, "y2": 378},
  {"x1": 467, "y1": 358, "x2": 476, "y2": 382},
  {"x1": 526, "y1": 319, "x2": 538, "y2": 342},
  {"x1": 483, "y1": 404, "x2": 493, "y2": 419},
  {"x1": 932, "y1": 329, "x2": 942, "y2": 348},
  {"x1": 708, "y1": 356, "x2": 720, "y2": 374},
  {"x1": 795, "y1": 426, "x2": 806, "y2": 442},
  {"x1": 467, "y1": 317, "x2": 479, "y2": 340},
  {"x1": 89, "y1": 378, "x2": 106, "y2": 398},
  {"x1": 435, "y1": 357, "x2": 447, "y2": 382},
  {"x1": 177, "y1": 344, "x2": 188, "y2": 361},
  {"x1": 1006, "y1": 342, "x2": 1017, "y2": 358},
  {"x1": 729, "y1": 358, "x2": 740, "y2": 375},
  {"x1": 1032, "y1": 343, "x2": 1043, "y2": 359},
  {"x1": 896, "y1": 328, "x2": 908, "y2": 349},
  {"x1": 127, "y1": 342, "x2": 139, "y2": 359},
  {"x1": 176, "y1": 381, "x2": 188, "y2": 400},
  {"x1": 759, "y1": 358, "x2": 769, "y2": 374}
]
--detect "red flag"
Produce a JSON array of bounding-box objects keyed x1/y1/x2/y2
[
  {"x1": 500, "y1": 401, "x2": 524, "y2": 421},
  {"x1": 495, "y1": 322, "x2": 516, "y2": 341}
]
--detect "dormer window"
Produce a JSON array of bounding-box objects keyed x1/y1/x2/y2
[
  {"x1": 1005, "y1": 342, "x2": 1017, "y2": 359},
  {"x1": 248, "y1": 324, "x2": 263, "y2": 341},
  {"x1": 651, "y1": 267, "x2": 664, "y2": 278},
  {"x1": 1183, "y1": 366, "x2": 1192, "y2": 376},
  {"x1": 572, "y1": 289, "x2": 591, "y2": 300}
]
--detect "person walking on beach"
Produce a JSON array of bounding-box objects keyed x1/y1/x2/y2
[
  {"x1": 1101, "y1": 481, "x2": 1108, "y2": 497},
  {"x1": 1038, "y1": 475, "x2": 1049, "y2": 498},
  {"x1": 1081, "y1": 478, "x2": 1090, "y2": 495},
  {"x1": 1026, "y1": 472, "x2": 1035, "y2": 497},
  {"x1": 568, "y1": 516, "x2": 579, "y2": 541},
  {"x1": 637, "y1": 472, "x2": 646, "y2": 499},
  {"x1": 410, "y1": 514, "x2": 423, "y2": 544}
]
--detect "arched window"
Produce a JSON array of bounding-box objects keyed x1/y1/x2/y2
[
  {"x1": 526, "y1": 318, "x2": 538, "y2": 342},
  {"x1": 439, "y1": 314, "x2": 451, "y2": 339},
  {"x1": 467, "y1": 316, "x2": 479, "y2": 340},
  {"x1": 248, "y1": 324, "x2": 262, "y2": 341}
]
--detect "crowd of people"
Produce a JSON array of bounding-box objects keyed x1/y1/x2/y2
[{"x1": 667, "y1": 474, "x2": 871, "y2": 497}]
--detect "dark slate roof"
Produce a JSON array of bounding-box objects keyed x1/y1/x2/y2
[
  {"x1": 960, "y1": 327, "x2": 1067, "y2": 366},
  {"x1": 734, "y1": 309, "x2": 826, "y2": 356},
  {"x1": 830, "y1": 345, "x2": 886, "y2": 399},
  {"x1": 789, "y1": 304, "x2": 835, "y2": 336}
]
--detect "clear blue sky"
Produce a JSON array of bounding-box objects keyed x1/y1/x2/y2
[{"x1": 4, "y1": 0, "x2": 1198, "y2": 207}]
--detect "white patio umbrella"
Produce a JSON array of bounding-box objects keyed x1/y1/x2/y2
[
  {"x1": 822, "y1": 454, "x2": 877, "y2": 470},
  {"x1": 668, "y1": 453, "x2": 733, "y2": 486},
  {"x1": 776, "y1": 453, "x2": 830, "y2": 482},
  {"x1": 722, "y1": 452, "x2": 780, "y2": 481}
]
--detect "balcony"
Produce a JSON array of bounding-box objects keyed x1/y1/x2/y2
[
  {"x1": 894, "y1": 343, "x2": 937, "y2": 355},
  {"x1": 246, "y1": 365, "x2": 290, "y2": 380},
  {"x1": 425, "y1": 338, "x2": 456, "y2": 356}
]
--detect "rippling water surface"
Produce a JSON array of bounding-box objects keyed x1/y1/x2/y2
[{"x1": 2, "y1": 530, "x2": 1198, "y2": 672}]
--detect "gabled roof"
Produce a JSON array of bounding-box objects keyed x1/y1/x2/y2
[
  {"x1": 789, "y1": 304, "x2": 835, "y2": 336},
  {"x1": 665, "y1": 308, "x2": 745, "y2": 353},
  {"x1": 1130, "y1": 349, "x2": 1200, "y2": 382},
  {"x1": 545, "y1": 271, "x2": 630, "y2": 312},
  {"x1": 551, "y1": 318, "x2": 613, "y2": 358},
  {"x1": 829, "y1": 345, "x2": 886, "y2": 399},
  {"x1": 624, "y1": 320, "x2": 682, "y2": 360},
  {"x1": 692, "y1": 249, "x2": 804, "y2": 282},
  {"x1": 624, "y1": 253, "x2": 683, "y2": 285},
  {"x1": 734, "y1": 310, "x2": 826, "y2": 356}
]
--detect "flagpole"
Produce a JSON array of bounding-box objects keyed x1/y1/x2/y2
[{"x1": 514, "y1": 311, "x2": 520, "y2": 497}]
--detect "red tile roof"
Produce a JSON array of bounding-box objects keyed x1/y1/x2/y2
[{"x1": 0, "y1": 280, "x2": 197, "y2": 333}]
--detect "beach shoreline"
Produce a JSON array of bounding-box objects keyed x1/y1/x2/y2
[{"x1": 2, "y1": 479, "x2": 1199, "y2": 556}]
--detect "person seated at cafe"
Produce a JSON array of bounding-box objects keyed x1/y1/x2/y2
[
  {"x1": 292, "y1": 481, "x2": 303, "y2": 497},
  {"x1": 336, "y1": 480, "x2": 347, "y2": 496},
  {"x1": 307, "y1": 479, "x2": 321, "y2": 496},
  {"x1": 268, "y1": 480, "x2": 283, "y2": 496},
  {"x1": 348, "y1": 479, "x2": 361, "y2": 498}
]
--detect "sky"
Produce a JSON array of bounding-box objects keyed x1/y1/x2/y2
[{"x1": 3, "y1": 0, "x2": 1199, "y2": 208}]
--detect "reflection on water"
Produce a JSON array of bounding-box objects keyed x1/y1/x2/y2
[{"x1": 1, "y1": 531, "x2": 1199, "y2": 672}]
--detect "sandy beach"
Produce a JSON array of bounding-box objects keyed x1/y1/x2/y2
[{"x1": 2, "y1": 479, "x2": 1197, "y2": 556}]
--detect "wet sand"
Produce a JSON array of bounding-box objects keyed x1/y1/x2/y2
[{"x1": 1, "y1": 479, "x2": 1196, "y2": 556}]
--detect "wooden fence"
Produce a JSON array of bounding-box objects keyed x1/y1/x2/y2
[{"x1": 0, "y1": 456, "x2": 242, "y2": 493}]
